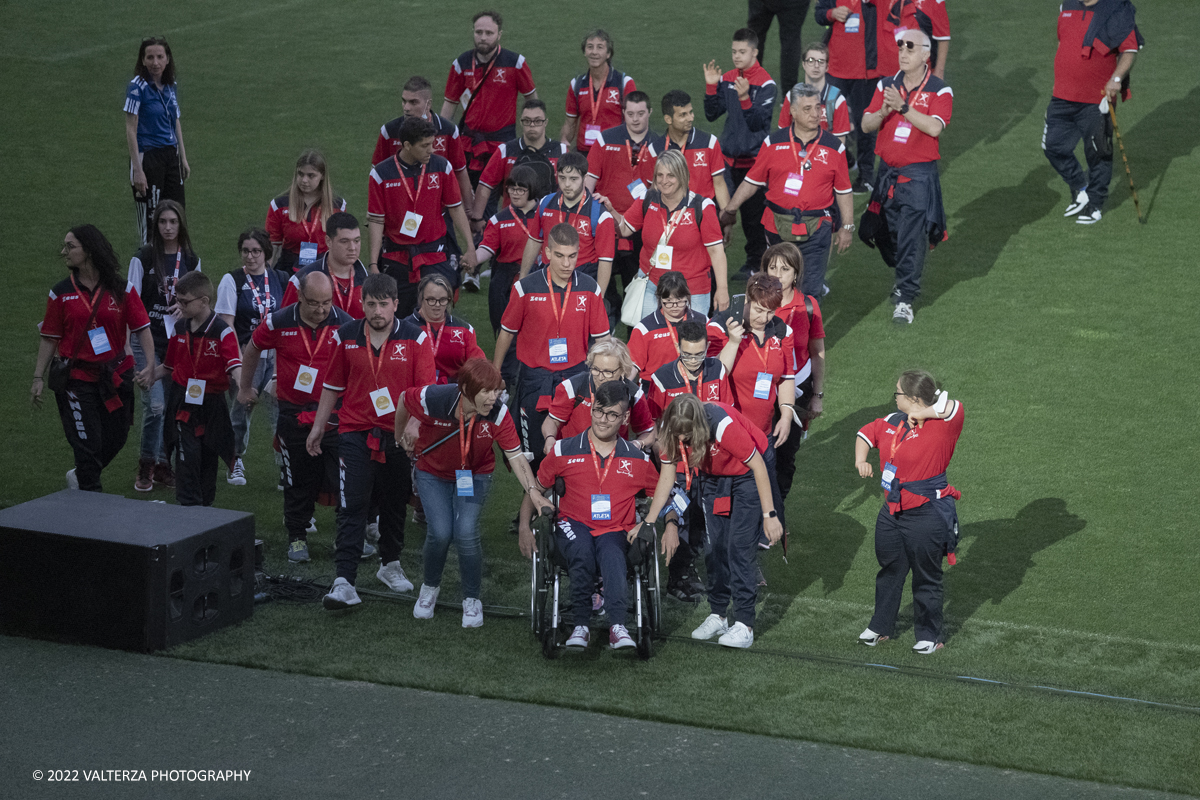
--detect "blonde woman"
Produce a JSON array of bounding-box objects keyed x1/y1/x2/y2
[{"x1": 265, "y1": 150, "x2": 346, "y2": 275}]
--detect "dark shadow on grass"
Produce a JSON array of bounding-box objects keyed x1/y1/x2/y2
[
  {"x1": 919, "y1": 164, "x2": 1060, "y2": 312},
  {"x1": 1107, "y1": 85, "x2": 1200, "y2": 223},
  {"x1": 938, "y1": 44, "x2": 1040, "y2": 166},
  {"x1": 753, "y1": 403, "x2": 890, "y2": 637},
  {"x1": 943, "y1": 498, "x2": 1087, "y2": 641}
]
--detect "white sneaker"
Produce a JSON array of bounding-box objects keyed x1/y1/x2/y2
[
  {"x1": 462, "y1": 598, "x2": 484, "y2": 628},
  {"x1": 306, "y1": 517, "x2": 318, "y2": 534},
  {"x1": 227, "y1": 457, "x2": 247, "y2": 486},
  {"x1": 718, "y1": 621, "x2": 754, "y2": 649},
  {"x1": 892, "y1": 302, "x2": 914, "y2": 325},
  {"x1": 322, "y1": 577, "x2": 361, "y2": 610},
  {"x1": 565, "y1": 625, "x2": 590, "y2": 648},
  {"x1": 66, "y1": 468, "x2": 79, "y2": 490},
  {"x1": 691, "y1": 613, "x2": 729, "y2": 640},
  {"x1": 1064, "y1": 188, "x2": 1089, "y2": 216},
  {"x1": 462, "y1": 273, "x2": 481, "y2": 292},
  {"x1": 1076, "y1": 205, "x2": 1102, "y2": 225},
  {"x1": 609, "y1": 624, "x2": 635, "y2": 649},
  {"x1": 413, "y1": 584, "x2": 439, "y2": 619},
  {"x1": 377, "y1": 561, "x2": 414, "y2": 593},
  {"x1": 365, "y1": 520, "x2": 380, "y2": 545},
  {"x1": 859, "y1": 627, "x2": 889, "y2": 647},
  {"x1": 913, "y1": 640, "x2": 944, "y2": 655},
  {"x1": 360, "y1": 541, "x2": 377, "y2": 560}
]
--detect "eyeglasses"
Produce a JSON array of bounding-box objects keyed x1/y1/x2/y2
[
  {"x1": 520, "y1": 118, "x2": 547, "y2": 126},
  {"x1": 591, "y1": 406, "x2": 625, "y2": 423},
  {"x1": 177, "y1": 296, "x2": 200, "y2": 307},
  {"x1": 240, "y1": 247, "x2": 264, "y2": 256},
  {"x1": 803, "y1": 57, "x2": 827, "y2": 65},
  {"x1": 660, "y1": 298, "x2": 689, "y2": 308},
  {"x1": 679, "y1": 351, "x2": 706, "y2": 362},
  {"x1": 422, "y1": 297, "x2": 451, "y2": 307},
  {"x1": 898, "y1": 39, "x2": 929, "y2": 51},
  {"x1": 508, "y1": 186, "x2": 529, "y2": 194},
  {"x1": 590, "y1": 366, "x2": 621, "y2": 379}
]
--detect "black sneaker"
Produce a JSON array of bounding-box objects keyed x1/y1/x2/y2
[
  {"x1": 851, "y1": 178, "x2": 873, "y2": 195},
  {"x1": 1076, "y1": 205, "x2": 1102, "y2": 225}
]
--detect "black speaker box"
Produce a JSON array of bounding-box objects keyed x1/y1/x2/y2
[{"x1": 0, "y1": 490, "x2": 255, "y2": 652}]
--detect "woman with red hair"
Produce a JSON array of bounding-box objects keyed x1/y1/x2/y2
[{"x1": 396, "y1": 359, "x2": 549, "y2": 628}]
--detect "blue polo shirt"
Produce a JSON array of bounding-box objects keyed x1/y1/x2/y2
[{"x1": 124, "y1": 77, "x2": 180, "y2": 151}]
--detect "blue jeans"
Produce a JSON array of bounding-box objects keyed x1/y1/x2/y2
[
  {"x1": 638, "y1": 275, "x2": 711, "y2": 320},
  {"x1": 414, "y1": 469, "x2": 491, "y2": 600},
  {"x1": 131, "y1": 337, "x2": 166, "y2": 462},
  {"x1": 229, "y1": 351, "x2": 277, "y2": 458}
]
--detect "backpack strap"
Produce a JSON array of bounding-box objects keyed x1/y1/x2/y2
[{"x1": 804, "y1": 294, "x2": 814, "y2": 323}]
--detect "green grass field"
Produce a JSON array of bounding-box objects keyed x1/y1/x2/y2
[{"x1": 3, "y1": 0, "x2": 1199, "y2": 794}]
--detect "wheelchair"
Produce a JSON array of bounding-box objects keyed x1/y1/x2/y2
[{"x1": 530, "y1": 481, "x2": 662, "y2": 660}]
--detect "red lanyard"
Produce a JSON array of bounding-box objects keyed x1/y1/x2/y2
[
  {"x1": 459, "y1": 408, "x2": 477, "y2": 470},
  {"x1": 300, "y1": 204, "x2": 323, "y2": 244},
  {"x1": 677, "y1": 442, "x2": 693, "y2": 491},
  {"x1": 243, "y1": 268, "x2": 272, "y2": 319},
  {"x1": 425, "y1": 321, "x2": 444, "y2": 356},
  {"x1": 298, "y1": 323, "x2": 329, "y2": 364},
  {"x1": 546, "y1": 276, "x2": 573, "y2": 337},
  {"x1": 588, "y1": 66, "x2": 609, "y2": 128},
  {"x1": 664, "y1": 316, "x2": 681, "y2": 355},
  {"x1": 787, "y1": 125, "x2": 817, "y2": 172},
  {"x1": 556, "y1": 192, "x2": 586, "y2": 230},
  {"x1": 509, "y1": 207, "x2": 531, "y2": 239},
  {"x1": 70, "y1": 276, "x2": 102, "y2": 323},
  {"x1": 897, "y1": 66, "x2": 932, "y2": 111},
  {"x1": 470, "y1": 52, "x2": 499, "y2": 95},
  {"x1": 747, "y1": 332, "x2": 774, "y2": 371},
  {"x1": 330, "y1": 271, "x2": 353, "y2": 310},
  {"x1": 588, "y1": 432, "x2": 616, "y2": 489},
  {"x1": 657, "y1": 203, "x2": 687, "y2": 245},
  {"x1": 394, "y1": 156, "x2": 426, "y2": 207},
  {"x1": 676, "y1": 362, "x2": 701, "y2": 398},
  {"x1": 888, "y1": 421, "x2": 913, "y2": 464},
  {"x1": 366, "y1": 327, "x2": 389, "y2": 385},
  {"x1": 184, "y1": 313, "x2": 217, "y2": 377}
]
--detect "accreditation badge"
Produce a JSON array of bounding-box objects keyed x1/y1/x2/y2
[
  {"x1": 584, "y1": 124, "x2": 602, "y2": 145},
  {"x1": 185, "y1": 378, "x2": 206, "y2": 405},
  {"x1": 627, "y1": 180, "x2": 647, "y2": 201},
  {"x1": 294, "y1": 365, "x2": 317, "y2": 394},
  {"x1": 548, "y1": 337, "x2": 569, "y2": 365},
  {"x1": 893, "y1": 120, "x2": 913, "y2": 144},
  {"x1": 456, "y1": 469, "x2": 474, "y2": 497},
  {"x1": 87, "y1": 327, "x2": 112, "y2": 356},
  {"x1": 845, "y1": 13, "x2": 861, "y2": 32},
  {"x1": 753, "y1": 371, "x2": 773, "y2": 400},
  {"x1": 881, "y1": 462, "x2": 897, "y2": 492},
  {"x1": 651, "y1": 244, "x2": 673, "y2": 270},
  {"x1": 369, "y1": 387, "x2": 395, "y2": 416},
  {"x1": 591, "y1": 494, "x2": 612, "y2": 521},
  {"x1": 401, "y1": 211, "x2": 424, "y2": 236},
  {"x1": 783, "y1": 172, "x2": 804, "y2": 197},
  {"x1": 299, "y1": 242, "x2": 318, "y2": 265}
]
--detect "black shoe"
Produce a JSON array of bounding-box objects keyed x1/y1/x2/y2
[{"x1": 851, "y1": 178, "x2": 873, "y2": 195}]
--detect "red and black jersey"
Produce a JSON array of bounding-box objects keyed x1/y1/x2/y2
[
  {"x1": 857, "y1": 402, "x2": 963, "y2": 514},
  {"x1": 41, "y1": 278, "x2": 150, "y2": 381},
  {"x1": 477, "y1": 137, "x2": 569, "y2": 199},
  {"x1": 745, "y1": 127, "x2": 852, "y2": 233},
  {"x1": 479, "y1": 206, "x2": 538, "y2": 266},
  {"x1": 444, "y1": 48, "x2": 537, "y2": 168},
  {"x1": 648, "y1": 357, "x2": 731, "y2": 420},
  {"x1": 537, "y1": 432, "x2": 659, "y2": 536},
  {"x1": 622, "y1": 190, "x2": 722, "y2": 295},
  {"x1": 639, "y1": 128, "x2": 726, "y2": 200},
  {"x1": 500, "y1": 269, "x2": 610, "y2": 371},
  {"x1": 368, "y1": 154, "x2": 462, "y2": 269},
  {"x1": 707, "y1": 315, "x2": 796, "y2": 434},
  {"x1": 164, "y1": 313, "x2": 241, "y2": 393},
  {"x1": 777, "y1": 85, "x2": 852, "y2": 136},
  {"x1": 565, "y1": 67, "x2": 637, "y2": 152},
  {"x1": 264, "y1": 194, "x2": 348, "y2": 264},
  {"x1": 403, "y1": 383, "x2": 521, "y2": 480},
  {"x1": 687, "y1": 402, "x2": 767, "y2": 478},
  {"x1": 775, "y1": 293, "x2": 825, "y2": 378},
  {"x1": 323, "y1": 318, "x2": 436, "y2": 433},
  {"x1": 1053, "y1": 1, "x2": 1142, "y2": 104},
  {"x1": 283, "y1": 255, "x2": 369, "y2": 320},
  {"x1": 373, "y1": 114, "x2": 468, "y2": 172},
  {"x1": 586, "y1": 125, "x2": 653, "y2": 217},
  {"x1": 816, "y1": 0, "x2": 899, "y2": 80},
  {"x1": 547, "y1": 375, "x2": 655, "y2": 439},
  {"x1": 866, "y1": 69, "x2": 953, "y2": 167},
  {"x1": 893, "y1": 0, "x2": 951, "y2": 47},
  {"x1": 403, "y1": 310, "x2": 487, "y2": 384},
  {"x1": 627, "y1": 307, "x2": 708, "y2": 377},
  {"x1": 251, "y1": 303, "x2": 352, "y2": 408},
  {"x1": 528, "y1": 191, "x2": 616, "y2": 266}
]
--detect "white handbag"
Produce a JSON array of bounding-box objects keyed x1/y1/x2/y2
[{"x1": 620, "y1": 273, "x2": 651, "y2": 328}]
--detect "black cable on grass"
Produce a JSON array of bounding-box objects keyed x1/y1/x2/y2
[{"x1": 256, "y1": 574, "x2": 325, "y2": 603}]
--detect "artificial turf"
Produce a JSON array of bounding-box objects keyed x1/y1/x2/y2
[{"x1": 2, "y1": 0, "x2": 1198, "y2": 795}]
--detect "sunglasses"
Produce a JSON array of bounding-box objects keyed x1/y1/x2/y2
[{"x1": 898, "y1": 39, "x2": 928, "y2": 51}]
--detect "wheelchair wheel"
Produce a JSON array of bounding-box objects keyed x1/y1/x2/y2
[
  {"x1": 541, "y1": 618, "x2": 560, "y2": 660},
  {"x1": 648, "y1": 531, "x2": 663, "y2": 635},
  {"x1": 636, "y1": 578, "x2": 653, "y2": 661},
  {"x1": 531, "y1": 551, "x2": 543, "y2": 636}
]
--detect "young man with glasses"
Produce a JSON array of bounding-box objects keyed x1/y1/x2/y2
[
  {"x1": 861, "y1": 30, "x2": 953, "y2": 325},
  {"x1": 471, "y1": 99, "x2": 568, "y2": 232},
  {"x1": 777, "y1": 43, "x2": 850, "y2": 146}
]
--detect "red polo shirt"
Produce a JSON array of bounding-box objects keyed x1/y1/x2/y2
[
  {"x1": 565, "y1": 68, "x2": 637, "y2": 152},
  {"x1": 639, "y1": 129, "x2": 726, "y2": 201},
  {"x1": 528, "y1": 191, "x2": 615, "y2": 266},
  {"x1": 477, "y1": 137, "x2": 570, "y2": 196},
  {"x1": 1052, "y1": 2, "x2": 1141, "y2": 103},
  {"x1": 444, "y1": 48, "x2": 537, "y2": 169},
  {"x1": 283, "y1": 257, "x2": 369, "y2": 320},
  {"x1": 819, "y1": 0, "x2": 900, "y2": 80},
  {"x1": 586, "y1": 126, "x2": 653, "y2": 217},
  {"x1": 41, "y1": 278, "x2": 149, "y2": 381},
  {"x1": 692, "y1": 402, "x2": 767, "y2": 478},
  {"x1": 857, "y1": 401, "x2": 963, "y2": 514},
  {"x1": 373, "y1": 114, "x2": 467, "y2": 172},
  {"x1": 706, "y1": 318, "x2": 796, "y2": 434},
  {"x1": 775, "y1": 293, "x2": 825, "y2": 377},
  {"x1": 866, "y1": 70, "x2": 953, "y2": 167},
  {"x1": 251, "y1": 304, "x2": 351, "y2": 407},
  {"x1": 322, "y1": 318, "x2": 436, "y2": 433},
  {"x1": 404, "y1": 311, "x2": 486, "y2": 384},
  {"x1": 479, "y1": 206, "x2": 538, "y2": 265},
  {"x1": 499, "y1": 269, "x2": 610, "y2": 371},
  {"x1": 546, "y1": 375, "x2": 655, "y2": 438},
  {"x1": 647, "y1": 358, "x2": 731, "y2": 420},
  {"x1": 777, "y1": 88, "x2": 852, "y2": 136},
  {"x1": 622, "y1": 191, "x2": 722, "y2": 295},
  {"x1": 367, "y1": 154, "x2": 461, "y2": 269},
  {"x1": 403, "y1": 383, "x2": 521, "y2": 480},
  {"x1": 627, "y1": 307, "x2": 708, "y2": 377},
  {"x1": 538, "y1": 433, "x2": 659, "y2": 536},
  {"x1": 164, "y1": 314, "x2": 241, "y2": 393},
  {"x1": 265, "y1": 195, "x2": 348, "y2": 265},
  {"x1": 744, "y1": 128, "x2": 852, "y2": 233}
]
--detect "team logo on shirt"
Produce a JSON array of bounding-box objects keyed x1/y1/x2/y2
[
  {"x1": 107, "y1": 296, "x2": 121, "y2": 311},
  {"x1": 708, "y1": 442, "x2": 721, "y2": 457},
  {"x1": 575, "y1": 296, "x2": 589, "y2": 311},
  {"x1": 392, "y1": 342, "x2": 407, "y2": 359},
  {"x1": 813, "y1": 149, "x2": 829, "y2": 165},
  {"x1": 205, "y1": 340, "x2": 220, "y2": 356},
  {"x1": 706, "y1": 384, "x2": 720, "y2": 400},
  {"x1": 433, "y1": 137, "x2": 447, "y2": 154},
  {"x1": 616, "y1": 460, "x2": 634, "y2": 478},
  {"x1": 449, "y1": 328, "x2": 465, "y2": 344},
  {"x1": 494, "y1": 68, "x2": 507, "y2": 83},
  {"x1": 575, "y1": 218, "x2": 591, "y2": 236},
  {"x1": 678, "y1": 209, "x2": 694, "y2": 225},
  {"x1": 479, "y1": 421, "x2": 490, "y2": 437},
  {"x1": 606, "y1": 88, "x2": 620, "y2": 104},
  {"x1": 692, "y1": 151, "x2": 707, "y2": 167},
  {"x1": 428, "y1": 174, "x2": 440, "y2": 189}
]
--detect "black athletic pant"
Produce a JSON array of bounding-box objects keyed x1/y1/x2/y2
[
  {"x1": 869, "y1": 503, "x2": 946, "y2": 643},
  {"x1": 827, "y1": 76, "x2": 878, "y2": 187},
  {"x1": 335, "y1": 430, "x2": 411, "y2": 584},
  {"x1": 1043, "y1": 97, "x2": 1114, "y2": 211},
  {"x1": 54, "y1": 377, "x2": 135, "y2": 493},
  {"x1": 278, "y1": 410, "x2": 338, "y2": 542},
  {"x1": 132, "y1": 146, "x2": 185, "y2": 245},
  {"x1": 877, "y1": 168, "x2": 938, "y2": 304},
  {"x1": 727, "y1": 166, "x2": 768, "y2": 272},
  {"x1": 747, "y1": 0, "x2": 812, "y2": 95},
  {"x1": 175, "y1": 419, "x2": 221, "y2": 507}
]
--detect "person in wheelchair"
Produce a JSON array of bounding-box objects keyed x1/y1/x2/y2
[
  {"x1": 646, "y1": 393, "x2": 782, "y2": 649},
  {"x1": 518, "y1": 380, "x2": 673, "y2": 650}
]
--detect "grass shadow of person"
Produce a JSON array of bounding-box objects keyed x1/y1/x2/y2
[
  {"x1": 942, "y1": 497, "x2": 1087, "y2": 642},
  {"x1": 1106, "y1": 85, "x2": 1200, "y2": 223},
  {"x1": 937, "y1": 47, "x2": 1041, "y2": 167}
]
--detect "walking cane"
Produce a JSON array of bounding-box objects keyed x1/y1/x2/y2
[{"x1": 1106, "y1": 98, "x2": 1145, "y2": 224}]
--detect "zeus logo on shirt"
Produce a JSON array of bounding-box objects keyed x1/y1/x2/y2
[{"x1": 567, "y1": 457, "x2": 586, "y2": 465}]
